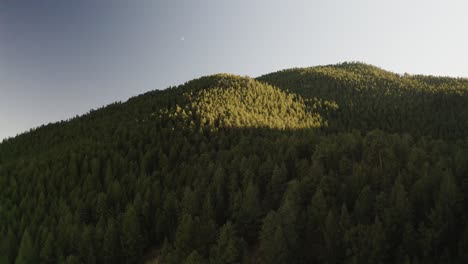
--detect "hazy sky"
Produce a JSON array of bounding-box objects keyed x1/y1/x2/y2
[{"x1": 1, "y1": 0, "x2": 467, "y2": 140}]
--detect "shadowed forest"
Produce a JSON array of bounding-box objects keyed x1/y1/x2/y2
[{"x1": 1, "y1": 63, "x2": 467, "y2": 263}]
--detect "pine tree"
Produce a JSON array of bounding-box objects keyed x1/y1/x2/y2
[
  {"x1": 265, "y1": 163, "x2": 288, "y2": 210},
  {"x1": 121, "y1": 205, "x2": 143, "y2": 263},
  {"x1": 15, "y1": 229, "x2": 36, "y2": 264},
  {"x1": 306, "y1": 188, "x2": 328, "y2": 262},
  {"x1": 210, "y1": 222, "x2": 243, "y2": 264},
  {"x1": 323, "y1": 210, "x2": 340, "y2": 263},
  {"x1": 0, "y1": 227, "x2": 17, "y2": 264},
  {"x1": 277, "y1": 193, "x2": 300, "y2": 261},
  {"x1": 185, "y1": 250, "x2": 204, "y2": 264},
  {"x1": 78, "y1": 226, "x2": 96, "y2": 264},
  {"x1": 174, "y1": 213, "x2": 195, "y2": 261},
  {"x1": 237, "y1": 181, "x2": 261, "y2": 243},
  {"x1": 354, "y1": 185, "x2": 373, "y2": 224},
  {"x1": 102, "y1": 218, "x2": 119, "y2": 263},
  {"x1": 259, "y1": 212, "x2": 288, "y2": 264},
  {"x1": 370, "y1": 217, "x2": 387, "y2": 263},
  {"x1": 39, "y1": 231, "x2": 55, "y2": 263},
  {"x1": 63, "y1": 255, "x2": 80, "y2": 264},
  {"x1": 458, "y1": 224, "x2": 468, "y2": 262}
]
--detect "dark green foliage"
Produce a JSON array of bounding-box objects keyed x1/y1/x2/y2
[
  {"x1": 0, "y1": 228, "x2": 17, "y2": 264},
  {"x1": 185, "y1": 250, "x2": 205, "y2": 264},
  {"x1": 236, "y1": 181, "x2": 262, "y2": 243},
  {"x1": 122, "y1": 205, "x2": 144, "y2": 263},
  {"x1": 39, "y1": 232, "x2": 55, "y2": 263},
  {"x1": 259, "y1": 212, "x2": 288, "y2": 264},
  {"x1": 0, "y1": 64, "x2": 467, "y2": 263},
  {"x1": 102, "y1": 218, "x2": 120, "y2": 264},
  {"x1": 14, "y1": 230, "x2": 36, "y2": 264},
  {"x1": 210, "y1": 222, "x2": 244, "y2": 264},
  {"x1": 258, "y1": 62, "x2": 468, "y2": 139},
  {"x1": 174, "y1": 214, "x2": 196, "y2": 260}
]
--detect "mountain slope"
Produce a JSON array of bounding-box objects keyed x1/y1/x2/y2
[
  {"x1": 258, "y1": 62, "x2": 468, "y2": 139},
  {"x1": 0, "y1": 64, "x2": 467, "y2": 264},
  {"x1": 0, "y1": 75, "x2": 330, "y2": 163},
  {"x1": 157, "y1": 74, "x2": 327, "y2": 130}
]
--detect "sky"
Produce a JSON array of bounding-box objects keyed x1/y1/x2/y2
[{"x1": 1, "y1": 0, "x2": 467, "y2": 140}]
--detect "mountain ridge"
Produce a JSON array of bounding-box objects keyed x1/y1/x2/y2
[
  {"x1": 2, "y1": 62, "x2": 467, "y2": 145},
  {"x1": 1, "y1": 62, "x2": 467, "y2": 164},
  {"x1": 1, "y1": 62, "x2": 468, "y2": 264}
]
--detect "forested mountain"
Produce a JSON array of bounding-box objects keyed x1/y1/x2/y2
[
  {"x1": 0, "y1": 63, "x2": 467, "y2": 264},
  {"x1": 258, "y1": 62, "x2": 468, "y2": 139}
]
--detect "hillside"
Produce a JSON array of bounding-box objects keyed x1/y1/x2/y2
[
  {"x1": 258, "y1": 62, "x2": 468, "y2": 139},
  {"x1": 1, "y1": 63, "x2": 468, "y2": 264}
]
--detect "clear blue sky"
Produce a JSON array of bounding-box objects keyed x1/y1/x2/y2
[{"x1": 1, "y1": 0, "x2": 467, "y2": 140}]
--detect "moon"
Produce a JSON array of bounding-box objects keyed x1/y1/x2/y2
[{"x1": 181, "y1": 36, "x2": 185, "y2": 41}]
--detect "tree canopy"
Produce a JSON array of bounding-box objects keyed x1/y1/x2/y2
[{"x1": 0, "y1": 63, "x2": 467, "y2": 263}]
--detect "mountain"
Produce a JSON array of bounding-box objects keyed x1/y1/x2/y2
[
  {"x1": 258, "y1": 62, "x2": 468, "y2": 139},
  {"x1": 0, "y1": 63, "x2": 467, "y2": 264}
]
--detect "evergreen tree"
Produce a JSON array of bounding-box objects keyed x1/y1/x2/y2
[
  {"x1": 103, "y1": 218, "x2": 120, "y2": 264},
  {"x1": 121, "y1": 205, "x2": 144, "y2": 263},
  {"x1": 259, "y1": 212, "x2": 288, "y2": 264},
  {"x1": 174, "y1": 213, "x2": 196, "y2": 261},
  {"x1": 265, "y1": 163, "x2": 288, "y2": 210},
  {"x1": 210, "y1": 222, "x2": 243, "y2": 264},
  {"x1": 354, "y1": 185, "x2": 373, "y2": 224},
  {"x1": 39, "y1": 231, "x2": 55, "y2": 263},
  {"x1": 0, "y1": 227, "x2": 17, "y2": 264},
  {"x1": 323, "y1": 210, "x2": 340, "y2": 263},
  {"x1": 185, "y1": 250, "x2": 204, "y2": 264},
  {"x1": 305, "y1": 188, "x2": 329, "y2": 262},
  {"x1": 63, "y1": 255, "x2": 80, "y2": 264},
  {"x1": 78, "y1": 226, "x2": 96, "y2": 264},
  {"x1": 237, "y1": 181, "x2": 261, "y2": 243},
  {"x1": 15, "y1": 230, "x2": 36, "y2": 264}
]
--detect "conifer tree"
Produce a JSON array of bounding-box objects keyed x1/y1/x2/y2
[
  {"x1": 15, "y1": 229, "x2": 36, "y2": 264},
  {"x1": 259, "y1": 212, "x2": 288, "y2": 264},
  {"x1": 39, "y1": 231, "x2": 55, "y2": 263},
  {"x1": 121, "y1": 205, "x2": 144, "y2": 263},
  {"x1": 237, "y1": 181, "x2": 261, "y2": 243},
  {"x1": 185, "y1": 250, "x2": 204, "y2": 264},
  {"x1": 103, "y1": 218, "x2": 120, "y2": 264},
  {"x1": 0, "y1": 227, "x2": 17, "y2": 264},
  {"x1": 174, "y1": 213, "x2": 196, "y2": 261},
  {"x1": 210, "y1": 222, "x2": 243, "y2": 264}
]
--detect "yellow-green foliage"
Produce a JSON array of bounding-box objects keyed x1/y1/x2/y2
[{"x1": 162, "y1": 74, "x2": 329, "y2": 130}]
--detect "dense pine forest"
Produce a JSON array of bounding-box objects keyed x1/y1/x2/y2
[{"x1": 0, "y1": 62, "x2": 467, "y2": 264}]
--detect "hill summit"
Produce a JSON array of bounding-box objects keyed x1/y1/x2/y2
[
  {"x1": 258, "y1": 62, "x2": 468, "y2": 139},
  {"x1": 157, "y1": 74, "x2": 335, "y2": 130}
]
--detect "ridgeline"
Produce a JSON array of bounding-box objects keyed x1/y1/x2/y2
[{"x1": 0, "y1": 63, "x2": 467, "y2": 264}]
